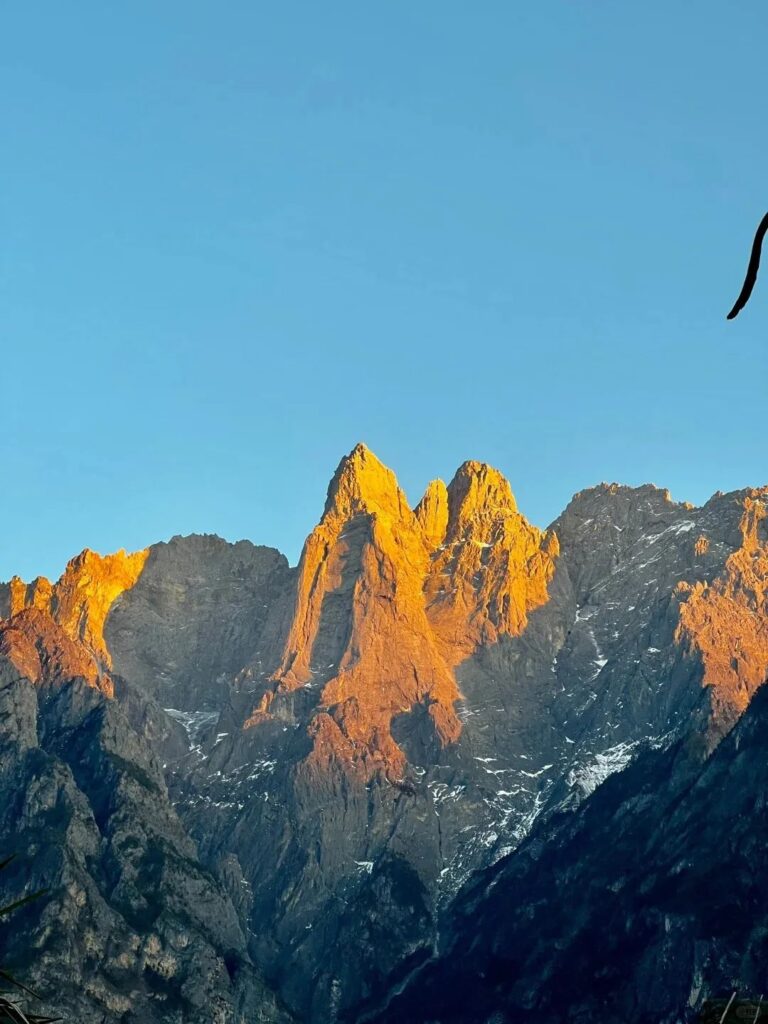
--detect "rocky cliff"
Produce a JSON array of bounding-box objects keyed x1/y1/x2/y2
[
  {"x1": 0, "y1": 605, "x2": 292, "y2": 1023},
  {"x1": 1, "y1": 445, "x2": 766, "y2": 1023},
  {"x1": 365, "y1": 679, "x2": 768, "y2": 1024}
]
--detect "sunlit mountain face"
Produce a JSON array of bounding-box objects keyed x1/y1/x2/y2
[{"x1": 1, "y1": 444, "x2": 767, "y2": 1023}]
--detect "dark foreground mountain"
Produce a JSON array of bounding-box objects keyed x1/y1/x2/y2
[
  {"x1": 0, "y1": 608, "x2": 293, "y2": 1024},
  {"x1": 0, "y1": 445, "x2": 766, "y2": 1022},
  {"x1": 363, "y1": 681, "x2": 768, "y2": 1024}
]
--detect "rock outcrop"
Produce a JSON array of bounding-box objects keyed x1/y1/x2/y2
[
  {"x1": 0, "y1": 606, "x2": 110, "y2": 694},
  {"x1": 365, "y1": 679, "x2": 768, "y2": 1024},
  {"x1": 8, "y1": 548, "x2": 150, "y2": 667},
  {"x1": 675, "y1": 489, "x2": 768, "y2": 742},
  {"x1": 0, "y1": 607, "x2": 292, "y2": 1024},
  {"x1": 105, "y1": 534, "x2": 292, "y2": 709},
  {"x1": 251, "y1": 445, "x2": 558, "y2": 784},
  {"x1": 263, "y1": 444, "x2": 463, "y2": 780}
]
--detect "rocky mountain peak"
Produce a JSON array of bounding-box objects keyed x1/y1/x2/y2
[
  {"x1": 676, "y1": 488, "x2": 768, "y2": 743},
  {"x1": 556, "y1": 481, "x2": 680, "y2": 535},
  {"x1": 8, "y1": 575, "x2": 54, "y2": 616},
  {"x1": 415, "y1": 478, "x2": 450, "y2": 549},
  {"x1": 252, "y1": 449, "x2": 560, "y2": 782},
  {"x1": 7, "y1": 546, "x2": 149, "y2": 668},
  {"x1": 445, "y1": 460, "x2": 518, "y2": 532},
  {"x1": 552, "y1": 481, "x2": 687, "y2": 602},
  {"x1": 424, "y1": 461, "x2": 558, "y2": 660},
  {"x1": 264, "y1": 447, "x2": 458, "y2": 779},
  {"x1": 322, "y1": 442, "x2": 411, "y2": 524},
  {"x1": 3, "y1": 448, "x2": 768, "y2": 1024}
]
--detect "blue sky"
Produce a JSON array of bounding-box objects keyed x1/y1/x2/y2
[{"x1": 2, "y1": 2, "x2": 767, "y2": 580}]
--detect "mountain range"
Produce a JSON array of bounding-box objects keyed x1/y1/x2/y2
[{"x1": 1, "y1": 443, "x2": 766, "y2": 1023}]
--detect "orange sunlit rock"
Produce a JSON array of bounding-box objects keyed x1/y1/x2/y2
[
  {"x1": 676, "y1": 490, "x2": 768, "y2": 743},
  {"x1": 251, "y1": 444, "x2": 559, "y2": 782},
  {"x1": 8, "y1": 547, "x2": 149, "y2": 669},
  {"x1": 415, "y1": 478, "x2": 450, "y2": 549},
  {"x1": 694, "y1": 535, "x2": 710, "y2": 558},
  {"x1": 0, "y1": 607, "x2": 112, "y2": 696},
  {"x1": 424, "y1": 461, "x2": 559, "y2": 663}
]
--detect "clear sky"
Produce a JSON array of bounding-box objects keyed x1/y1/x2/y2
[{"x1": 2, "y1": 2, "x2": 767, "y2": 581}]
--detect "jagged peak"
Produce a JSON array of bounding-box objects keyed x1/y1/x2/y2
[
  {"x1": 446, "y1": 460, "x2": 518, "y2": 532},
  {"x1": 59, "y1": 545, "x2": 148, "y2": 581},
  {"x1": 415, "y1": 479, "x2": 449, "y2": 549},
  {"x1": 323, "y1": 443, "x2": 410, "y2": 522},
  {"x1": 564, "y1": 481, "x2": 679, "y2": 510},
  {"x1": 554, "y1": 482, "x2": 690, "y2": 532},
  {"x1": 8, "y1": 575, "x2": 53, "y2": 617},
  {"x1": 701, "y1": 485, "x2": 768, "y2": 511},
  {"x1": 7, "y1": 546, "x2": 150, "y2": 669}
]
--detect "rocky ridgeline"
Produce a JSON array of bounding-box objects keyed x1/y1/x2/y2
[{"x1": 0, "y1": 445, "x2": 766, "y2": 1023}]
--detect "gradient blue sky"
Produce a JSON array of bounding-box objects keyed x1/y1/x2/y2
[{"x1": 3, "y1": 2, "x2": 767, "y2": 580}]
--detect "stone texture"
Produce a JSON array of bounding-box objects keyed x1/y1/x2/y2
[
  {"x1": 9, "y1": 548, "x2": 150, "y2": 667},
  {"x1": 367, "y1": 683, "x2": 768, "y2": 1024},
  {"x1": 0, "y1": 607, "x2": 293, "y2": 1024},
  {"x1": 424, "y1": 459, "x2": 559, "y2": 662},
  {"x1": 104, "y1": 533, "x2": 292, "y2": 710},
  {"x1": 675, "y1": 489, "x2": 768, "y2": 743},
  {"x1": 264, "y1": 444, "x2": 464, "y2": 780},
  {"x1": 0, "y1": 606, "x2": 110, "y2": 694},
  {"x1": 253, "y1": 445, "x2": 558, "y2": 783}
]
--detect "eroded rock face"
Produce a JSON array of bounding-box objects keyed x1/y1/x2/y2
[
  {"x1": 675, "y1": 489, "x2": 768, "y2": 742},
  {"x1": 366, "y1": 685, "x2": 768, "y2": 1024},
  {"x1": 424, "y1": 460, "x2": 559, "y2": 662},
  {"x1": 264, "y1": 444, "x2": 463, "y2": 780},
  {"x1": 104, "y1": 534, "x2": 292, "y2": 710},
  {"x1": 166, "y1": 451, "x2": 768, "y2": 1022},
  {"x1": 0, "y1": 606, "x2": 110, "y2": 694},
  {"x1": 253, "y1": 445, "x2": 558, "y2": 784},
  {"x1": 1, "y1": 446, "x2": 767, "y2": 1024},
  {"x1": 0, "y1": 609, "x2": 292, "y2": 1024},
  {"x1": 8, "y1": 548, "x2": 150, "y2": 667}
]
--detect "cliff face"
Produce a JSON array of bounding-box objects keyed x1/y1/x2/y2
[
  {"x1": 264, "y1": 444, "x2": 463, "y2": 780},
  {"x1": 675, "y1": 490, "x2": 768, "y2": 742},
  {"x1": 0, "y1": 608, "x2": 293, "y2": 1024},
  {"x1": 105, "y1": 534, "x2": 292, "y2": 710},
  {"x1": 423, "y1": 460, "x2": 558, "y2": 662},
  {"x1": 368, "y1": 681, "x2": 768, "y2": 1024},
  {"x1": 7, "y1": 547, "x2": 150, "y2": 667},
  {"x1": 1, "y1": 446, "x2": 767, "y2": 1024},
  {"x1": 255, "y1": 445, "x2": 558, "y2": 783},
  {"x1": 0, "y1": 606, "x2": 110, "y2": 695}
]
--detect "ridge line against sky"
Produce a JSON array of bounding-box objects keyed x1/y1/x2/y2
[
  {"x1": 3, "y1": 1, "x2": 767, "y2": 581},
  {"x1": 4, "y1": 443, "x2": 767, "y2": 582}
]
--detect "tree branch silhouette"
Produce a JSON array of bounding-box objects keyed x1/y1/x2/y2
[{"x1": 727, "y1": 212, "x2": 768, "y2": 319}]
